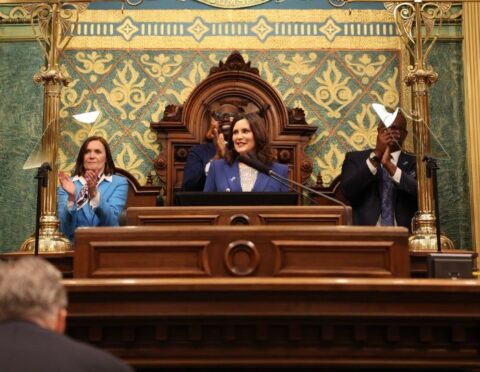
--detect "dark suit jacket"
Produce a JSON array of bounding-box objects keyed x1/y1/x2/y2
[
  {"x1": 340, "y1": 149, "x2": 417, "y2": 229},
  {"x1": 182, "y1": 142, "x2": 216, "y2": 191},
  {"x1": 204, "y1": 159, "x2": 289, "y2": 192},
  {"x1": 0, "y1": 320, "x2": 133, "y2": 372}
]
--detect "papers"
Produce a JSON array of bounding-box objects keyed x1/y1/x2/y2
[
  {"x1": 372, "y1": 103, "x2": 399, "y2": 128},
  {"x1": 72, "y1": 111, "x2": 100, "y2": 124}
]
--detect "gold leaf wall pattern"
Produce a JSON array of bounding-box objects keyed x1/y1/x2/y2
[
  {"x1": 59, "y1": 49, "x2": 402, "y2": 187},
  {"x1": 58, "y1": 10, "x2": 405, "y2": 188}
]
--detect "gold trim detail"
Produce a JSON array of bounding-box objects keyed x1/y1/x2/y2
[
  {"x1": 463, "y1": 3, "x2": 480, "y2": 260},
  {"x1": 195, "y1": 0, "x2": 269, "y2": 8}
]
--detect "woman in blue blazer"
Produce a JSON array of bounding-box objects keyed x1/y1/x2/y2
[
  {"x1": 204, "y1": 112, "x2": 289, "y2": 192},
  {"x1": 57, "y1": 136, "x2": 128, "y2": 241}
]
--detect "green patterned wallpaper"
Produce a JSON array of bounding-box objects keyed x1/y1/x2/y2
[
  {"x1": 429, "y1": 40, "x2": 471, "y2": 248},
  {"x1": 59, "y1": 49, "x2": 401, "y2": 187},
  {"x1": 0, "y1": 42, "x2": 44, "y2": 252},
  {"x1": 0, "y1": 8, "x2": 471, "y2": 251}
]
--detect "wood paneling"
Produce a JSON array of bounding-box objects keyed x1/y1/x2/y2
[
  {"x1": 73, "y1": 225, "x2": 409, "y2": 279},
  {"x1": 64, "y1": 277, "x2": 480, "y2": 370},
  {"x1": 126, "y1": 205, "x2": 352, "y2": 226}
]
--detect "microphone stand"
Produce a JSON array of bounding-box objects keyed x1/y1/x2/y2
[
  {"x1": 34, "y1": 162, "x2": 52, "y2": 256},
  {"x1": 268, "y1": 171, "x2": 350, "y2": 209},
  {"x1": 423, "y1": 155, "x2": 441, "y2": 252},
  {"x1": 267, "y1": 174, "x2": 319, "y2": 206}
]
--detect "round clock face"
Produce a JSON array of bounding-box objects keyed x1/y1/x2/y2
[{"x1": 195, "y1": 0, "x2": 269, "y2": 9}]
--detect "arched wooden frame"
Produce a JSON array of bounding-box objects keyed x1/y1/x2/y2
[{"x1": 151, "y1": 51, "x2": 317, "y2": 206}]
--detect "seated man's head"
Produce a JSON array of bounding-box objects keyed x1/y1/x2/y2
[
  {"x1": 377, "y1": 108, "x2": 408, "y2": 152},
  {"x1": 206, "y1": 103, "x2": 243, "y2": 141},
  {"x1": 0, "y1": 257, "x2": 68, "y2": 334}
]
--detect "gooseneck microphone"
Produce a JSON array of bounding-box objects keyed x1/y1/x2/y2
[
  {"x1": 237, "y1": 154, "x2": 272, "y2": 175},
  {"x1": 237, "y1": 153, "x2": 349, "y2": 210}
]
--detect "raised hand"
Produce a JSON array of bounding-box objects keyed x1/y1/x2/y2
[
  {"x1": 84, "y1": 169, "x2": 99, "y2": 198},
  {"x1": 212, "y1": 126, "x2": 227, "y2": 159},
  {"x1": 58, "y1": 171, "x2": 76, "y2": 201}
]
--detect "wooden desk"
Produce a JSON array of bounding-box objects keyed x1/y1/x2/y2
[
  {"x1": 64, "y1": 277, "x2": 480, "y2": 370},
  {"x1": 0, "y1": 251, "x2": 74, "y2": 278},
  {"x1": 126, "y1": 205, "x2": 353, "y2": 226},
  {"x1": 73, "y1": 225, "x2": 410, "y2": 279}
]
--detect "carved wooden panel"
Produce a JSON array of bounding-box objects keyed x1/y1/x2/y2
[
  {"x1": 115, "y1": 168, "x2": 161, "y2": 208},
  {"x1": 73, "y1": 225, "x2": 409, "y2": 278},
  {"x1": 126, "y1": 205, "x2": 352, "y2": 226},
  {"x1": 64, "y1": 277, "x2": 480, "y2": 370}
]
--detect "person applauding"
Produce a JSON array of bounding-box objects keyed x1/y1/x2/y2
[{"x1": 57, "y1": 136, "x2": 127, "y2": 241}]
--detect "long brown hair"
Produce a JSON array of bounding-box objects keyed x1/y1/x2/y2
[
  {"x1": 73, "y1": 136, "x2": 115, "y2": 176},
  {"x1": 225, "y1": 112, "x2": 274, "y2": 166}
]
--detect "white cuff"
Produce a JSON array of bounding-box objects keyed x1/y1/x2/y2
[
  {"x1": 392, "y1": 167, "x2": 402, "y2": 184},
  {"x1": 204, "y1": 160, "x2": 213, "y2": 176},
  {"x1": 366, "y1": 158, "x2": 378, "y2": 175},
  {"x1": 89, "y1": 191, "x2": 100, "y2": 209}
]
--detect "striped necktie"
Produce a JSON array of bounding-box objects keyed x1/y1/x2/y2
[{"x1": 380, "y1": 167, "x2": 394, "y2": 226}]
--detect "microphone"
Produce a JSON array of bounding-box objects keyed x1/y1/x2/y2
[{"x1": 237, "y1": 154, "x2": 350, "y2": 211}]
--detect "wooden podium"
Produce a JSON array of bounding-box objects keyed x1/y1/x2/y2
[{"x1": 73, "y1": 225, "x2": 410, "y2": 279}]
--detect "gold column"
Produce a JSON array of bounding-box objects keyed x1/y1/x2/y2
[
  {"x1": 463, "y1": 2, "x2": 480, "y2": 259},
  {"x1": 388, "y1": 1, "x2": 454, "y2": 250},
  {"x1": 20, "y1": 2, "x2": 86, "y2": 252}
]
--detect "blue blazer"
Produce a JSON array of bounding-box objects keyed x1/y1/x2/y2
[
  {"x1": 57, "y1": 174, "x2": 128, "y2": 241},
  {"x1": 203, "y1": 159, "x2": 289, "y2": 192}
]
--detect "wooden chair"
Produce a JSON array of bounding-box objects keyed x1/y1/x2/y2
[{"x1": 150, "y1": 51, "x2": 318, "y2": 205}]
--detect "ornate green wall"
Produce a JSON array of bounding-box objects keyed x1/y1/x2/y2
[
  {"x1": 430, "y1": 40, "x2": 471, "y2": 248},
  {"x1": 0, "y1": 42, "x2": 44, "y2": 252},
  {"x1": 0, "y1": 4, "x2": 471, "y2": 251}
]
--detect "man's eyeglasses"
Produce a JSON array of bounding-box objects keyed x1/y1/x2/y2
[{"x1": 211, "y1": 112, "x2": 239, "y2": 122}]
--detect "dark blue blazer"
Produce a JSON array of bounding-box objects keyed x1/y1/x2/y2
[
  {"x1": 204, "y1": 159, "x2": 289, "y2": 192},
  {"x1": 340, "y1": 149, "x2": 417, "y2": 229},
  {"x1": 57, "y1": 174, "x2": 128, "y2": 241},
  {"x1": 182, "y1": 142, "x2": 216, "y2": 191}
]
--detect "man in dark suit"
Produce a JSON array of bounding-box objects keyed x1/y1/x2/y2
[
  {"x1": 340, "y1": 108, "x2": 417, "y2": 229},
  {"x1": 0, "y1": 257, "x2": 133, "y2": 372}
]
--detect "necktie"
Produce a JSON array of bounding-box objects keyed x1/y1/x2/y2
[{"x1": 380, "y1": 167, "x2": 394, "y2": 226}]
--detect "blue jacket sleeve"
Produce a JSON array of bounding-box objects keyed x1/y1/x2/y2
[
  {"x1": 95, "y1": 175, "x2": 128, "y2": 226},
  {"x1": 271, "y1": 162, "x2": 289, "y2": 192},
  {"x1": 203, "y1": 160, "x2": 218, "y2": 192},
  {"x1": 57, "y1": 183, "x2": 78, "y2": 241}
]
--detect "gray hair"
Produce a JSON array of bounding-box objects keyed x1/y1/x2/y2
[{"x1": 0, "y1": 257, "x2": 68, "y2": 322}]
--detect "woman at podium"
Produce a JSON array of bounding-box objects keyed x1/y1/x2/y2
[
  {"x1": 203, "y1": 112, "x2": 288, "y2": 192},
  {"x1": 57, "y1": 136, "x2": 128, "y2": 241}
]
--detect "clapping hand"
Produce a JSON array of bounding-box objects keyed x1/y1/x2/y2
[
  {"x1": 58, "y1": 171, "x2": 76, "y2": 202},
  {"x1": 84, "y1": 169, "x2": 99, "y2": 198},
  {"x1": 212, "y1": 126, "x2": 227, "y2": 160}
]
